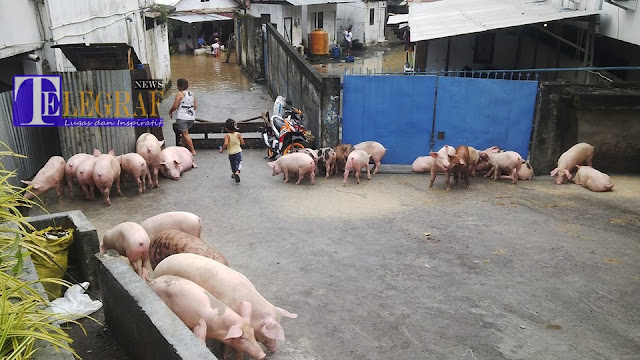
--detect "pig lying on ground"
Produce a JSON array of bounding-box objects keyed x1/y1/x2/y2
[
  {"x1": 516, "y1": 161, "x2": 534, "y2": 180},
  {"x1": 136, "y1": 133, "x2": 164, "y2": 188},
  {"x1": 411, "y1": 156, "x2": 435, "y2": 173},
  {"x1": 22, "y1": 156, "x2": 66, "y2": 204},
  {"x1": 159, "y1": 146, "x2": 197, "y2": 180},
  {"x1": 65, "y1": 153, "x2": 95, "y2": 200},
  {"x1": 447, "y1": 145, "x2": 471, "y2": 189},
  {"x1": 550, "y1": 142, "x2": 594, "y2": 185},
  {"x1": 483, "y1": 147, "x2": 522, "y2": 184},
  {"x1": 354, "y1": 141, "x2": 387, "y2": 174},
  {"x1": 343, "y1": 149, "x2": 372, "y2": 186},
  {"x1": 142, "y1": 269, "x2": 266, "y2": 360},
  {"x1": 101, "y1": 222, "x2": 151, "y2": 275},
  {"x1": 428, "y1": 145, "x2": 455, "y2": 190},
  {"x1": 149, "y1": 229, "x2": 229, "y2": 269},
  {"x1": 268, "y1": 153, "x2": 316, "y2": 185},
  {"x1": 117, "y1": 153, "x2": 148, "y2": 195},
  {"x1": 154, "y1": 253, "x2": 298, "y2": 352},
  {"x1": 571, "y1": 165, "x2": 614, "y2": 192},
  {"x1": 333, "y1": 143, "x2": 355, "y2": 172},
  {"x1": 93, "y1": 149, "x2": 122, "y2": 206},
  {"x1": 75, "y1": 154, "x2": 98, "y2": 201},
  {"x1": 316, "y1": 147, "x2": 337, "y2": 178},
  {"x1": 141, "y1": 211, "x2": 203, "y2": 239}
]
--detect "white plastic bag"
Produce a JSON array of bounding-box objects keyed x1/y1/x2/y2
[{"x1": 49, "y1": 282, "x2": 102, "y2": 322}]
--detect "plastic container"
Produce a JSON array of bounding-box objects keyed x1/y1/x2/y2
[
  {"x1": 310, "y1": 29, "x2": 329, "y2": 55},
  {"x1": 345, "y1": 55, "x2": 355, "y2": 63},
  {"x1": 332, "y1": 46, "x2": 341, "y2": 58}
]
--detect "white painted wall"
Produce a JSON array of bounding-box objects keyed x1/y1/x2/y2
[
  {"x1": 336, "y1": 1, "x2": 386, "y2": 46},
  {"x1": 0, "y1": 1, "x2": 44, "y2": 59},
  {"x1": 599, "y1": 2, "x2": 640, "y2": 46},
  {"x1": 145, "y1": 22, "x2": 172, "y2": 84},
  {"x1": 175, "y1": 0, "x2": 238, "y2": 11},
  {"x1": 247, "y1": 4, "x2": 303, "y2": 46},
  {"x1": 307, "y1": 4, "x2": 338, "y2": 44}
]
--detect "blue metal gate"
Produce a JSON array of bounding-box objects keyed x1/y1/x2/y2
[{"x1": 342, "y1": 73, "x2": 538, "y2": 164}]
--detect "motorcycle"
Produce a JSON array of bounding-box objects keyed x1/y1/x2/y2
[{"x1": 262, "y1": 97, "x2": 309, "y2": 159}]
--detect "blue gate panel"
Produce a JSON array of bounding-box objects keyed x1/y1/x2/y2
[
  {"x1": 342, "y1": 75, "x2": 437, "y2": 165},
  {"x1": 433, "y1": 77, "x2": 538, "y2": 159}
]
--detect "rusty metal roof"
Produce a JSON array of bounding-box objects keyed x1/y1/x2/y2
[{"x1": 408, "y1": 0, "x2": 600, "y2": 42}]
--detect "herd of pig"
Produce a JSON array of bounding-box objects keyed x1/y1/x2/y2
[
  {"x1": 100, "y1": 211, "x2": 296, "y2": 360},
  {"x1": 21, "y1": 133, "x2": 196, "y2": 206}
]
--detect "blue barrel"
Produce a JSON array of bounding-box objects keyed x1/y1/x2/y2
[{"x1": 332, "y1": 46, "x2": 341, "y2": 58}]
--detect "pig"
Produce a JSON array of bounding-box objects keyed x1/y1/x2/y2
[
  {"x1": 22, "y1": 156, "x2": 66, "y2": 204},
  {"x1": 101, "y1": 222, "x2": 151, "y2": 275},
  {"x1": 116, "y1": 153, "x2": 148, "y2": 195},
  {"x1": 354, "y1": 141, "x2": 387, "y2": 174},
  {"x1": 92, "y1": 149, "x2": 122, "y2": 206},
  {"x1": 333, "y1": 143, "x2": 355, "y2": 172},
  {"x1": 467, "y1": 146, "x2": 480, "y2": 175},
  {"x1": 149, "y1": 229, "x2": 229, "y2": 269},
  {"x1": 153, "y1": 253, "x2": 298, "y2": 352},
  {"x1": 316, "y1": 147, "x2": 337, "y2": 178},
  {"x1": 483, "y1": 147, "x2": 523, "y2": 184},
  {"x1": 142, "y1": 270, "x2": 266, "y2": 360},
  {"x1": 141, "y1": 211, "x2": 203, "y2": 239},
  {"x1": 343, "y1": 149, "x2": 371, "y2": 186},
  {"x1": 447, "y1": 145, "x2": 471, "y2": 189},
  {"x1": 550, "y1": 142, "x2": 594, "y2": 185},
  {"x1": 428, "y1": 145, "x2": 455, "y2": 190},
  {"x1": 517, "y1": 161, "x2": 534, "y2": 180},
  {"x1": 136, "y1": 133, "x2": 164, "y2": 188},
  {"x1": 65, "y1": 153, "x2": 95, "y2": 200},
  {"x1": 159, "y1": 146, "x2": 198, "y2": 180},
  {"x1": 292, "y1": 147, "x2": 319, "y2": 165},
  {"x1": 268, "y1": 153, "x2": 316, "y2": 185},
  {"x1": 472, "y1": 155, "x2": 490, "y2": 177},
  {"x1": 571, "y1": 165, "x2": 614, "y2": 192},
  {"x1": 75, "y1": 154, "x2": 98, "y2": 201},
  {"x1": 411, "y1": 156, "x2": 435, "y2": 173}
]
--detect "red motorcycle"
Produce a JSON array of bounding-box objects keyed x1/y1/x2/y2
[{"x1": 262, "y1": 107, "x2": 309, "y2": 159}]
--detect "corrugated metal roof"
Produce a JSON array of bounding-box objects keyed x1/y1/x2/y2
[
  {"x1": 285, "y1": 0, "x2": 357, "y2": 6},
  {"x1": 388, "y1": 14, "x2": 408, "y2": 25},
  {"x1": 168, "y1": 13, "x2": 232, "y2": 23},
  {"x1": 408, "y1": 0, "x2": 600, "y2": 42}
]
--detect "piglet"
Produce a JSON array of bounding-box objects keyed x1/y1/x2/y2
[
  {"x1": 571, "y1": 165, "x2": 614, "y2": 192},
  {"x1": 428, "y1": 145, "x2": 455, "y2": 190},
  {"x1": 447, "y1": 145, "x2": 471, "y2": 189},
  {"x1": 343, "y1": 149, "x2": 371, "y2": 186},
  {"x1": 65, "y1": 153, "x2": 95, "y2": 200},
  {"x1": 354, "y1": 141, "x2": 387, "y2": 174},
  {"x1": 159, "y1": 146, "x2": 197, "y2": 180},
  {"x1": 136, "y1": 133, "x2": 164, "y2": 188},
  {"x1": 142, "y1": 270, "x2": 266, "y2": 360},
  {"x1": 467, "y1": 146, "x2": 480, "y2": 175},
  {"x1": 292, "y1": 147, "x2": 319, "y2": 165},
  {"x1": 483, "y1": 147, "x2": 522, "y2": 184},
  {"x1": 149, "y1": 229, "x2": 229, "y2": 269},
  {"x1": 268, "y1": 153, "x2": 316, "y2": 185},
  {"x1": 116, "y1": 153, "x2": 148, "y2": 195},
  {"x1": 517, "y1": 161, "x2": 535, "y2": 180},
  {"x1": 154, "y1": 253, "x2": 298, "y2": 352},
  {"x1": 412, "y1": 156, "x2": 435, "y2": 173},
  {"x1": 141, "y1": 211, "x2": 203, "y2": 239},
  {"x1": 316, "y1": 147, "x2": 337, "y2": 178},
  {"x1": 93, "y1": 149, "x2": 122, "y2": 206},
  {"x1": 75, "y1": 154, "x2": 99, "y2": 201},
  {"x1": 333, "y1": 143, "x2": 355, "y2": 172},
  {"x1": 22, "y1": 156, "x2": 66, "y2": 204},
  {"x1": 550, "y1": 142, "x2": 594, "y2": 185},
  {"x1": 101, "y1": 222, "x2": 151, "y2": 275}
]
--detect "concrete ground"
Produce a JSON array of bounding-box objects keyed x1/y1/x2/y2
[{"x1": 35, "y1": 147, "x2": 640, "y2": 359}]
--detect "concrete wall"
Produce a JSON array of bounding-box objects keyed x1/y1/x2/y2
[
  {"x1": 306, "y1": 4, "x2": 338, "y2": 44},
  {"x1": 530, "y1": 82, "x2": 640, "y2": 174},
  {"x1": 238, "y1": 15, "x2": 265, "y2": 82},
  {"x1": 600, "y1": 2, "x2": 640, "y2": 46},
  {"x1": 174, "y1": 0, "x2": 238, "y2": 11},
  {"x1": 0, "y1": 1, "x2": 43, "y2": 59},
  {"x1": 145, "y1": 20, "x2": 172, "y2": 84},
  {"x1": 247, "y1": 4, "x2": 303, "y2": 47},
  {"x1": 337, "y1": 1, "x2": 387, "y2": 46}
]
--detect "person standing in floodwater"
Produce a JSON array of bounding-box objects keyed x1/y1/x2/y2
[
  {"x1": 219, "y1": 118, "x2": 245, "y2": 183},
  {"x1": 169, "y1": 78, "x2": 197, "y2": 156}
]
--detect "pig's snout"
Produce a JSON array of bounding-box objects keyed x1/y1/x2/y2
[{"x1": 256, "y1": 352, "x2": 266, "y2": 360}]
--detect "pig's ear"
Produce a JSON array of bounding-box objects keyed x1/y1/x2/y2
[
  {"x1": 21, "y1": 180, "x2": 32, "y2": 185},
  {"x1": 159, "y1": 140, "x2": 165, "y2": 147},
  {"x1": 108, "y1": 149, "x2": 115, "y2": 156},
  {"x1": 174, "y1": 159, "x2": 182, "y2": 165},
  {"x1": 564, "y1": 169, "x2": 572, "y2": 180},
  {"x1": 238, "y1": 301, "x2": 253, "y2": 321},
  {"x1": 268, "y1": 162, "x2": 275, "y2": 169},
  {"x1": 459, "y1": 159, "x2": 466, "y2": 166},
  {"x1": 93, "y1": 149, "x2": 101, "y2": 156},
  {"x1": 261, "y1": 320, "x2": 285, "y2": 341},
  {"x1": 160, "y1": 161, "x2": 167, "y2": 166},
  {"x1": 550, "y1": 168, "x2": 558, "y2": 176},
  {"x1": 429, "y1": 152, "x2": 438, "y2": 159},
  {"x1": 277, "y1": 307, "x2": 298, "y2": 319},
  {"x1": 223, "y1": 324, "x2": 243, "y2": 340}
]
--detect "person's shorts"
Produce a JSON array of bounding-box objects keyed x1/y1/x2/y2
[{"x1": 176, "y1": 119, "x2": 194, "y2": 131}]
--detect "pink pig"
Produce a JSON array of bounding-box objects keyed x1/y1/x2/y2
[
  {"x1": 316, "y1": 147, "x2": 337, "y2": 178},
  {"x1": 116, "y1": 153, "x2": 148, "y2": 195},
  {"x1": 92, "y1": 149, "x2": 122, "y2": 206},
  {"x1": 411, "y1": 156, "x2": 435, "y2": 173},
  {"x1": 136, "y1": 133, "x2": 164, "y2": 188},
  {"x1": 550, "y1": 142, "x2": 594, "y2": 185},
  {"x1": 483, "y1": 147, "x2": 522, "y2": 184},
  {"x1": 22, "y1": 156, "x2": 66, "y2": 204},
  {"x1": 101, "y1": 222, "x2": 151, "y2": 275},
  {"x1": 75, "y1": 154, "x2": 99, "y2": 201},
  {"x1": 140, "y1": 211, "x2": 203, "y2": 240},
  {"x1": 65, "y1": 153, "x2": 95, "y2": 200},
  {"x1": 571, "y1": 165, "x2": 614, "y2": 192},
  {"x1": 153, "y1": 253, "x2": 298, "y2": 352},
  {"x1": 343, "y1": 149, "x2": 371, "y2": 186},
  {"x1": 159, "y1": 146, "x2": 197, "y2": 180},
  {"x1": 428, "y1": 145, "x2": 455, "y2": 190},
  {"x1": 142, "y1": 270, "x2": 266, "y2": 360},
  {"x1": 268, "y1": 153, "x2": 316, "y2": 185},
  {"x1": 354, "y1": 141, "x2": 386, "y2": 174},
  {"x1": 517, "y1": 161, "x2": 535, "y2": 180}
]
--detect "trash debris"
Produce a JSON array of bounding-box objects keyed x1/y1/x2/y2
[
  {"x1": 49, "y1": 282, "x2": 102, "y2": 323},
  {"x1": 423, "y1": 232, "x2": 431, "y2": 237},
  {"x1": 493, "y1": 249, "x2": 507, "y2": 255}
]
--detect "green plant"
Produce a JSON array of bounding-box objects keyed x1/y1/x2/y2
[{"x1": 0, "y1": 143, "x2": 82, "y2": 359}]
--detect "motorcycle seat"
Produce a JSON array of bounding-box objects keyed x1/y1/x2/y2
[{"x1": 271, "y1": 115, "x2": 285, "y2": 130}]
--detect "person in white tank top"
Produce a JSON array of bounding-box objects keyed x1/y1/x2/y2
[{"x1": 169, "y1": 78, "x2": 197, "y2": 155}]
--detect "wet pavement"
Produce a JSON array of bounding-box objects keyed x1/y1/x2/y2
[{"x1": 309, "y1": 41, "x2": 410, "y2": 76}]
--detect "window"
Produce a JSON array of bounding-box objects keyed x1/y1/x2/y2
[
  {"x1": 261, "y1": 14, "x2": 271, "y2": 24},
  {"x1": 370, "y1": 9, "x2": 374, "y2": 26},
  {"x1": 145, "y1": 17, "x2": 155, "y2": 31},
  {"x1": 314, "y1": 12, "x2": 324, "y2": 29}
]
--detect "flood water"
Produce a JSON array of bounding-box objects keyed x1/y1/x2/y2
[{"x1": 309, "y1": 42, "x2": 410, "y2": 76}]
